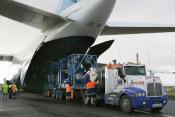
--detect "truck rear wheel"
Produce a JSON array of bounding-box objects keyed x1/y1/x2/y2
[
  {"x1": 58, "y1": 90, "x2": 63, "y2": 100},
  {"x1": 120, "y1": 95, "x2": 133, "y2": 113},
  {"x1": 151, "y1": 107, "x2": 162, "y2": 113},
  {"x1": 95, "y1": 99, "x2": 103, "y2": 107}
]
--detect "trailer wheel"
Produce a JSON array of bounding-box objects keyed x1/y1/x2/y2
[
  {"x1": 47, "y1": 90, "x2": 50, "y2": 97},
  {"x1": 43, "y1": 90, "x2": 46, "y2": 96},
  {"x1": 55, "y1": 95, "x2": 58, "y2": 99},
  {"x1": 120, "y1": 95, "x2": 133, "y2": 113},
  {"x1": 58, "y1": 93, "x2": 63, "y2": 100},
  {"x1": 52, "y1": 90, "x2": 55, "y2": 98},
  {"x1": 95, "y1": 95, "x2": 104, "y2": 107},
  {"x1": 55, "y1": 90, "x2": 58, "y2": 99},
  {"x1": 95, "y1": 99, "x2": 103, "y2": 107},
  {"x1": 151, "y1": 107, "x2": 162, "y2": 113},
  {"x1": 52, "y1": 93, "x2": 55, "y2": 98},
  {"x1": 58, "y1": 90, "x2": 65, "y2": 100},
  {"x1": 44, "y1": 90, "x2": 47, "y2": 97}
]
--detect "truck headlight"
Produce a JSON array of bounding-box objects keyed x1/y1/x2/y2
[
  {"x1": 143, "y1": 101, "x2": 146, "y2": 105},
  {"x1": 163, "y1": 100, "x2": 167, "y2": 104},
  {"x1": 142, "y1": 92, "x2": 146, "y2": 97},
  {"x1": 136, "y1": 92, "x2": 146, "y2": 97},
  {"x1": 136, "y1": 93, "x2": 139, "y2": 97},
  {"x1": 138, "y1": 93, "x2": 142, "y2": 97}
]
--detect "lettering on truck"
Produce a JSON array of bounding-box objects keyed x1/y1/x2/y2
[{"x1": 131, "y1": 80, "x2": 144, "y2": 85}]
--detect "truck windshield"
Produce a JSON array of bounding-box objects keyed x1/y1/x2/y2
[{"x1": 124, "y1": 66, "x2": 146, "y2": 75}]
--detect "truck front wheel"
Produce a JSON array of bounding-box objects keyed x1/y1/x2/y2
[{"x1": 119, "y1": 95, "x2": 133, "y2": 113}]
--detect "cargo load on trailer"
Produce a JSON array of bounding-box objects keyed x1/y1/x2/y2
[{"x1": 43, "y1": 54, "x2": 98, "y2": 100}]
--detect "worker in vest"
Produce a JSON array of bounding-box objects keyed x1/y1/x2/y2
[
  {"x1": 85, "y1": 80, "x2": 96, "y2": 105},
  {"x1": 12, "y1": 83, "x2": 17, "y2": 99},
  {"x1": 2, "y1": 82, "x2": 9, "y2": 101},
  {"x1": 89, "y1": 67, "x2": 97, "y2": 82},
  {"x1": 66, "y1": 83, "x2": 72, "y2": 101},
  {"x1": 8, "y1": 83, "x2": 13, "y2": 99}
]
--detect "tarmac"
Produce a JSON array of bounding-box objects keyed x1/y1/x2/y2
[{"x1": 0, "y1": 92, "x2": 175, "y2": 117}]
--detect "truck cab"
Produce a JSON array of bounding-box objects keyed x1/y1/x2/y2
[{"x1": 104, "y1": 63, "x2": 168, "y2": 113}]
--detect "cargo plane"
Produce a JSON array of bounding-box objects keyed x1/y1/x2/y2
[{"x1": 0, "y1": 0, "x2": 175, "y2": 92}]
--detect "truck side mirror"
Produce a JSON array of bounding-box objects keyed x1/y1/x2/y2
[
  {"x1": 119, "y1": 73, "x2": 125, "y2": 78},
  {"x1": 123, "y1": 77, "x2": 126, "y2": 83}
]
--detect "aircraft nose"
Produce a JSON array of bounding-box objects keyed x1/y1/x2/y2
[
  {"x1": 100, "y1": 0, "x2": 116, "y2": 4},
  {"x1": 94, "y1": 0, "x2": 116, "y2": 16},
  {"x1": 59, "y1": 0, "x2": 116, "y2": 37},
  {"x1": 63, "y1": 0, "x2": 116, "y2": 23}
]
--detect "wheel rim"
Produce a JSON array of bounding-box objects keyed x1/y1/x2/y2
[{"x1": 122, "y1": 98, "x2": 131, "y2": 112}]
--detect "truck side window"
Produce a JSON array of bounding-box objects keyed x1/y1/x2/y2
[
  {"x1": 118, "y1": 68, "x2": 126, "y2": 83},
  {"x1": 118, "y1": 68, "x2": 125, "y2": 78}
]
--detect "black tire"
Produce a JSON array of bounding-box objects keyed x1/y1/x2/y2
[
  {"x1": 151, "y1": 107, "x2": 162, "y2": 113},
  {"x1": 55, "y1": 95, "x2": 58, "y2": 99},
  {"x1": 55, "y1": 90, "x2": 58, "y2": 99},
  {"x1": 52, "y1": 93, "x2": 55, "y2": 98},
  {"x1": 58, "y1": 93, "x2": 62, "y2": 100},
  {"x1": 119, "y1": 95, "x2": 133, "y2": 113},
  {"x1": 47, "y1": 90, "x2": 50, "y2": 97},
  {"x1": 43, "y1": 90, "x2": 46, "y2": 96},
  {"x1": 95, "y1": 99, "x2": 104, "y2": 107},
  {"x1": 58, "y1": 90, "x2": 63, "y2": 100}
]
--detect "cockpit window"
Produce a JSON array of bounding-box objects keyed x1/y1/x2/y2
[
  {"x1": 124, "y1": 66, "x2": 146, "y2": 75},
  {"x1": 56, "y1": 0, "x2": 80, "y2": 13}
]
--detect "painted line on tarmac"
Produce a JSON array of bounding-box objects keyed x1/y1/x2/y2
[
  {"x1": 162, "y1": 114, "x2": 175, "y2": 117},
  {"x1": 135, "y1": 110, "x2": 175, "y2": 117},
  {"x1": 134, "y1": 110, "x2": 150, "y2": 114}
]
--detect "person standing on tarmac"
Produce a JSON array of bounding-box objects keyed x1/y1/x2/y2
[
  {"x1": 12, "y1": 83, "x2": 17, "y2": 99},
  {"x1": 2, "y1": 82, "x2": 9, "y2": 101},
  {"x1": 86, "y1": 80, "x2": 96, "y2": 105},
  {"x1": 66, "y1": 83, "x2": 72, "y2": 101},
  {"x1": 8, "y1": 83, "x2": 13, "y2": 99}
]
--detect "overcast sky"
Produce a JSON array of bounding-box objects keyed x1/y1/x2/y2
[{"x1": 0, "y1": 0, "x2": 175, "y2": 85}]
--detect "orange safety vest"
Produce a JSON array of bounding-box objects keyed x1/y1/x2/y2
[
  {"x1": 12, "y1": 84, "x2": 17, "y2": 93},
  {"x1": 86, "y1": 81, "x2": 96, "y2": 89},
  {"x1": 66, "y1": 84, "x2": 71, "y2": 93},
  {"x1": 107, "y1": 63, "x2": 123, "y2": 69}
]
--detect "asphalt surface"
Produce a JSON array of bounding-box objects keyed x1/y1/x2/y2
[{"x1": 0, "y1": 92, "x2": 175, "y2": 117}]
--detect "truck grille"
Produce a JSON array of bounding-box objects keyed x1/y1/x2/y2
[{"x1": 147, "y1": 83, "x2": 162, "y2": 96}]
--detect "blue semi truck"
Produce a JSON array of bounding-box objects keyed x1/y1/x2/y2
[
  {"x1": 43, "y1": 54, "x2": 168, "y2": 113},
  {"x1": 102, "y1": 62, "x2": 168, "y2": 113}
]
